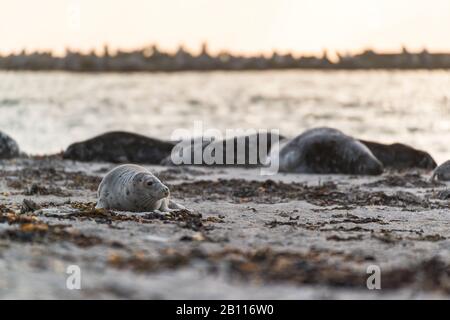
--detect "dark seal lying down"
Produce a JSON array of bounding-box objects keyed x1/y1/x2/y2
[
  {"x1": 0, "y1": 131, "x2": 20, "y2": 159},
  {"x1": 63, "y1": 131, "x2": 175, "y2": 164},
  {"x1": 358, "y1": 140, "x2": 437, "y2": 170},
  {"x1": 274, "y1": 127, "x2": 384, "y2": 175},
  {"x1": 431, "y1": 160, "x2": 450, "y2": 181},
  {"x1": 61, "y1": 129, "x2": 437, "y2": 175},
  {"x1": 163, "y1": 132, "x2": 285, "y2": 167}
]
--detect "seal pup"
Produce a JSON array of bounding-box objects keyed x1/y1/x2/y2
[
  {"x1": 163, "y1": 132, "x2": 285, "y2": 167},
  {"x1": 96, "y1": 164, "x2": 185, "y2": 213},
  {"x1": 431, "y1": 160, "x2": 450, "y2": 181},
  {"x1": 358, "y1": 140, "x2": 436, "y2": 170},
  {"x1": 0, "y1": 131, "x2": 20, "y2": 159},
  {"x1": 273, "y1": 127, "x2": 383, "y2": 175},
  {"x1": 63, "y1": 131, "x2": 175, "y2": 164}
]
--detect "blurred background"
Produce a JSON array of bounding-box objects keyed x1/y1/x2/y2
[{"x1": 1, "y1": 0, "x2": 450, "y2": 162}]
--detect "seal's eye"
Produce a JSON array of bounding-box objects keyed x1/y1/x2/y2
[{"x1": 147, "y1": 181, "x2": 153, "y2": 186}]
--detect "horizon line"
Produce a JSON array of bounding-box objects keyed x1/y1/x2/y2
[{"x1": 1, "y1": 43, "x2": 448, "y2": 59}]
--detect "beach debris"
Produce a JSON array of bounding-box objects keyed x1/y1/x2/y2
[
  {"x1": 171, "y1": 179, "x2": 438, "y2": 209},
  {"x1": 24, "y1": 183, "x2": 71, "y2": 197},
  {"x1": 0, "y1": 210, "x2": 104, "y2": 247},
  {"x1": 372, "y1": 230, "x2": 446, "y2": 243},
  {"x1": 107, "y1": 250, "x2": 191, "y2": 273},
  {"x1": 145, "y1": 235, "x2": 170, "y2": 242},
  {"x1": 1, "y1": 167, "x2": 100, "y2": 193},
  {"x1": 180, "y1": 232, "x2": 206, "y2": 242},
  {"x1": 156, "y1": 167, "x2": 206, "y2": 181},
  {"x1": 105, "y1": 246, "x2": 450, "y2": 293},
  {"x1": 67, "y1": 202, "x2": 207, "y2": 232},
  {"x1": 364, "y1": 173, "x2": 444, "y2": 188},
  {"x1": 0, "y1": 204, "x2": 11, "y2": 213},
  {"x1": 20, "y1": 199, "x2": 41, "y2": 213},
  {"x1": 326, "y1": 234, "x2": 364, "y2": 241}
]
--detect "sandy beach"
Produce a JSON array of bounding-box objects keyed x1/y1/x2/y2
[{"x1": 1, "y1": 156, "x2": 449, "y2": 299}]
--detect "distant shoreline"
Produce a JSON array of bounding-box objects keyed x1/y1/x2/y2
[
  {"x1": 2, "y1": 67, "x2": 450, "y2": 73},
  {"x1": 2, "y1": 45, "x2": 450, "y2": 72}
]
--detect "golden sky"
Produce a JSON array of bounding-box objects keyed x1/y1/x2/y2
[{"x1": 1, "y1": 0, "x2": 450, "y2": 55}]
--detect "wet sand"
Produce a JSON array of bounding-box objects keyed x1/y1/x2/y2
[{"x1": 1, "y1": 157, "x2": 450, "y2": 299}]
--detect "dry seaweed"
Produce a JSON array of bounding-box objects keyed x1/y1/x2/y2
[
  {"x1": 170, "y1": 179, "x2": 441, "y2": 209},
  {"x1": 1, "y1": 167, "x2": 101, "y2": 193},
  {"x1": 46, "y1": 202, "x2": 211, "y2": 232},
  {"x1": 106, "y1": 246, "x2": 450, "y2": 293},
  {"x1": 364, "y1": 174, "x2": 444, "y2": 188},
  {"x1": 0, "y1": 211, "x2": 104, "y2": 248}
]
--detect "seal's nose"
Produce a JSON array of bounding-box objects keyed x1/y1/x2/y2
[
  {"x1": 163, "y1": 187, "x2": 170, "y2": 196},
  {"x1": 367, "y1": 159, "x2": 383, "y2": 176}
]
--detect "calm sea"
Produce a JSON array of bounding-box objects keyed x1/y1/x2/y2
[{"x1": 1, "y1": 70, "x2": 449, "y2": 163}]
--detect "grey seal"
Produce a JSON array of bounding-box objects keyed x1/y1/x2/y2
[
  {"x1": 358, "y1": 140, "x2": 436, "y2": 170},
  {"x1": 273, "y1": 127, "x2": 383, "y2": 175},
  {"x1": 0, "y1": 131, "x2": 20, "y2": 159},
  {"x1": 63, "y1": 131, "x2": 175, "y2": 164},
  {"x1": 431, "y1": 160, "x2": 450, "y2": 181},
  {"x1": 96, "y1": 164, "x2": 185, "y2": 213},
  {"x1": 163, "y1": 132, "x2": 285, "y2": 167}
]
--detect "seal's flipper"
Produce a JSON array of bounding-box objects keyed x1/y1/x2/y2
[
  {"x1": 157, "y1": 198, "x2": 173, "y2": 213},
  {"x1": 95, "y1": 201, "x2": 105, "y2": 210},
  {"x1": 168, "y1": 199, "x2": 186, "y2": 210}
]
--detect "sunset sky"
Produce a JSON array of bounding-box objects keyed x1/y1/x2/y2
[{"x1": 1, "y1": 0, "x2": 450, "y2": 56}]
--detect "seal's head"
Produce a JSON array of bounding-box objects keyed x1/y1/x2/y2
[
  {"x1": 348, "y1": 141, "x2": 384, "y2": 175},
  {"x1": 132, "y1": 172, "x2": 170, "y2": 200},
  {"x1": 416, "y1": 153, "x2": 437, "y2": 170},
  {"x1": 353, "y1": 140, "x2": 384, "y2": 175},
  {"x1": 392, "y1": 144, "x2": 437, "y2": 170},
  {"x1": 63, "y1": 142, "x2": 88, "y2": 161}
]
